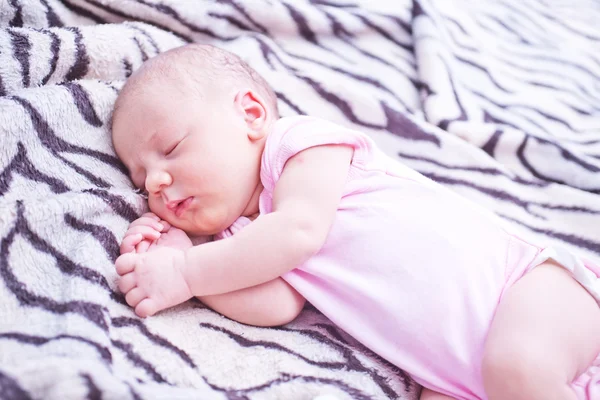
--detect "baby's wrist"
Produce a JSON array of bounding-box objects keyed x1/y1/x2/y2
[{"x1": 180, "y1": 246, "x2": 202, "y2": 297}]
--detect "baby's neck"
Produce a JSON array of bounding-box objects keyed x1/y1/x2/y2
[
  {"x1": 241, "y1": 181, "x2": 264, "y2": 219},
  {"x1": 246, "y1": 212, "x2": 260, "y2": 221}
]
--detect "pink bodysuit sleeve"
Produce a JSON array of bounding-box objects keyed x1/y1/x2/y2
[{"x1": 260, "y1": 116, "x2": 375, "y2": 193}]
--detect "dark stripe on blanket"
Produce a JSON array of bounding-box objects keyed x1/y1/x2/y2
[
  {"x1": 351, "y1": 12, "x2": 412, "y2": 52},
  {"x1": 112, "y1": 317, "x2": 197, "y2": 368},
  {"x1": 0, "y1": 371, "x2": 31, "y2": 400},
  {"x1": 216, "y1": 0, "x2": 269, "y2": 34},
  {"x1": 1, "y1": 204, "x2": 109, "y2": 330},
  {"x1": 134, "y1": 0, "x2": 235, "y2": 41},
  {"x1": 65, "y1": 27, "x2": 90, "y2": 81},
  {"x1": 265, "y1": 33, "x2": 408, "y2": 104},
  {"x1": 274, "y1": 326, "x2": 406, "y2": 397},
  {"x1": 517, "y1": 138, "x2": 600, "y2": 193},
  {"x1": 126, "y1": 383, "x2": 143, "y2": 400},
  {"x1": 81, "y1": 374, "x2": 102, "y2": 400},
  {"x1": 298, "y1": 74, "x2": 382, "y2": 129},
  {"x1": 281, "y1": 2, "x2": 318, "y2": 45},
  {"x1": 451, "y1": 55, "x2": 514, "y2": 94},
  {"x1": 0, "y1": 143, "x2": 70, "y2": 196},
  {"x1": 274, "y1": 91, "x2": 305, "y2": 115},
  {"x1": 62, "y1": 82, "x2": 103, "y2": 127},
  {"x1": 122, "y1": 59, "x2": 133, "y2": 78},
  {"x1": 40, "y1": 29, "x2": 61, "y2": 85},
  {"x1": 287, "y1": 51, "x2": 403, "y2": 102},
  {"x1": 312, "y1": 322, "x2": 413, "y2": 390},
  {"x1": 84, "y1": 189, "x2": 139, "y2": 222},
  {"x1": 469, "y1": 88, "x2": 582, "y2": 136},
  {"x1": 242, "y1": 373, "x2": 374, "y2": 400},
  {"x1": 79, "y1": 0, "x2": 192, "y2": 42},
  {"x1": 126, "y1": 24, "x2": 161, "y2": 55},
  {"x1": 499, "y1": 214, "x2": 600, "y2": 255},
  {"x1": 9, "y1": 30, "x2": 31, "y2": 87},
  {"x1": 61, "y1": 152, "x2": 113, "y2": 188},
  {"x1": 208, "y1": 12, "x2": 254, "y2": 32},
  {"x1": 308, "y1": 0, "x2": 358, "y2": 8},
  {"x1": 60, "y1": 0, "x2": 107, "y2": 23},
  {"x1": 111, "y1": 340, "x2": 167, "y2": 383},
  {"x1": 397, "y1": 150, "x2": 548, "y2": 187},
  {"x1": 382, "y1": 102, "x2": 440, "y2": 145},
  {"x1": 8, "y1": 0, "x2": 23, "y2": 28},
  {"x1": 40, "y1": 0, "x2": 64, "y2": 27},
  {"x1": 253, "y1": 36, "x2": 289, "y2": 70},
  {"x1": 0, "y1": 332, "x2": 112, "y2": 362},
  {"x1": 425, "y1": 172, "x2": 600, "y2": 217},
  {"x1": 65, "y1": 214, "x2": 120, "y2": 263},
  {"x1": 513, "y1": 1, "x2": 600, "y2": 41},
  {"x1": 481, "y1": 129, "x2": 502, "y2": 157},
  {"x1": 320, "y1": 9, "x2": 354, "y2": 38},
  {"x1": 11, "y1": 96, "x2": 123, "y2": 180},
  {"x1": 132, "y1": 37, "x2": 149, "y2": 62},
  {"x1": 20, "y1": 213, "x2": 114, "y2": 292},
  {"x1": 434, "y1": 56, "x2": 468, "y2": 130},
  {"x1": 382, "y1": 12, "x2": 413, "y2": 35},
  {"x1": 199, "y1": 322, "x2": 350, "y2": 369}
]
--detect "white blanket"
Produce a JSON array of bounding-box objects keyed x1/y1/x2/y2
[{"x1": 1, "y1": 1, "x2": 599, "y2": 399}]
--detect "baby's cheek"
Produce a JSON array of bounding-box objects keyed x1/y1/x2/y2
[
  {"x1": 198, "y1": 205, "x2": 236, "y2": 235},
  {"x1": 147, "y1": 198, "x2": 167, "y2": 219}
]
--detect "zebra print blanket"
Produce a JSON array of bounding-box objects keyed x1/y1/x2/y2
[{"x1": 1, "y1": 1, "x2": 599, "y2": 399}]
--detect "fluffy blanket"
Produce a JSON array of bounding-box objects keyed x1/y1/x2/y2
[{"x1": 1, "y1": 1, "x2": 599, "y2": 399}]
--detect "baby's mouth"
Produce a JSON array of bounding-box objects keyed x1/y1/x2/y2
[{"x1": 166, "y1": 197, "x2": 193, "y2": 217}]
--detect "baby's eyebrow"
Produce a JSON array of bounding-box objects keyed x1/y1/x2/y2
[{"x1": 148, "y1": 129, "x2": 167, "y2": 147}]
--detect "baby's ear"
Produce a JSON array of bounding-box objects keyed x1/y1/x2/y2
[{"x1": 235, "y1": 89, "x2": 268, "y2": 140}]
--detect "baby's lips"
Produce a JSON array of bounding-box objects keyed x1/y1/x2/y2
[{"x1": 166, "y1": 199, "x2": 183, "y2": 210}]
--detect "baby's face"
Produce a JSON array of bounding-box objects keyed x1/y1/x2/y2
[{"x1": 112, "y1": 82, "x2": 267, "y2": 236}]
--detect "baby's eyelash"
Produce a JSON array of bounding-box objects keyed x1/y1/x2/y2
[{"x1": 165, "y1": 140, "x2": 182, "y2": 156}]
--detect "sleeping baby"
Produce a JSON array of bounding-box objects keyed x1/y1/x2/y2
[{"x1": 111, "y1": 44, "x2": 600, "y2": 400}]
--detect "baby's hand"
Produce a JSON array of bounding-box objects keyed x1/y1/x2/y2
[
  {"x1": 120, "y1": 212, "x2": 193, "y2": 254},
  {"x1": 115, "y1": 247, "x2": 192, "y2": 317},
  {"x1": 120, "y1": 212, "x2": 166, "y2": 254},
  {"x1": 148, "y1": 223, "x2": 193, "y2": 252}
]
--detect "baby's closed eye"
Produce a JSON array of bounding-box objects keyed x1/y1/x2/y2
[
  {"x1": 165, "y1": 136, "x2": 186, "y2": 157},
  {"x1": 165, "y1": 142, "x2": 179, "y2": 156}
]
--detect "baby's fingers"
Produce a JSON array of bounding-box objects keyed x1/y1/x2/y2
[
  {"x1": 158, "y1": 220, "x2": 171, "y2": 232},
  {"x1": 125, "y1": 288, "x2": 147, "y2": 308},
  {"x1": 120, "y1": 233, "x2": 143, "y2": 254},
  {"x1": 141, "y1": 212, "x2": 160, "y2": 221},
  {"x1": 118, "y1": 273, "x2": 137, "y2": 293},
  {"x1": 115, "y1": 253, "x2": 138, "y2": 276},
  {"x1": 125, "y1": 225, "x2": 161, "y2": 241},
  {"x1": 135, "y1": 240, "x2": 152, "y2": 253},
  {"x1": 135, "y1": 298, "x2": 158, "y2": 318},
  {"x1": 130, "y1": 217, "x2": 164, "y2": 232}
]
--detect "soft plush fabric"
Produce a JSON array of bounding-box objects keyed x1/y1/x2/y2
[{"x1": 0, "y1": 1, "x2": 598, "y2": 399}]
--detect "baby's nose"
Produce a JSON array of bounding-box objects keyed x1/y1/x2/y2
[{"x1": 146, "y1": 170, "x2": 172, "y2": 193}]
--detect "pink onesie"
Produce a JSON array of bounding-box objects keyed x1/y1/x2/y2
[{"x1": 217, "y1": 116, "x2": 600, "y2": 399}]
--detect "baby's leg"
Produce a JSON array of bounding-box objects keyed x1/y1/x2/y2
[{"x1": 482, "y1": 261, "x2": 600, "y2": 400}]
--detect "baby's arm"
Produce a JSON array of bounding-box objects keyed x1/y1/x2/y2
[
  {"x1": 121, "y1": 214, "x2": 304, "y2": 325},
  {"x1": 198, "y1": 278, "x2": 305, "y2": 327},
  {"x1": 183, "y1": 144, "x2": 353, "y2": 297}
]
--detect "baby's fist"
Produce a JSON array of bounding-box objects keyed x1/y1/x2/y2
[{"x1": 115, "y1": 247, "x2": 192, "y2": 317}]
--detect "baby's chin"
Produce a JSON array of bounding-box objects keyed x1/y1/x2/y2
[
  {"x1": 168, "y1": 213, "x2": 232, "y2": 237},
  {"x1": 150, "y1": 203, "x2": 237, "y2": 236}
]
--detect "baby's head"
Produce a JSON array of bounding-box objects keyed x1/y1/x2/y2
[{"x1": 111, "y1": 44, "x2": 278, "y2": 235}]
